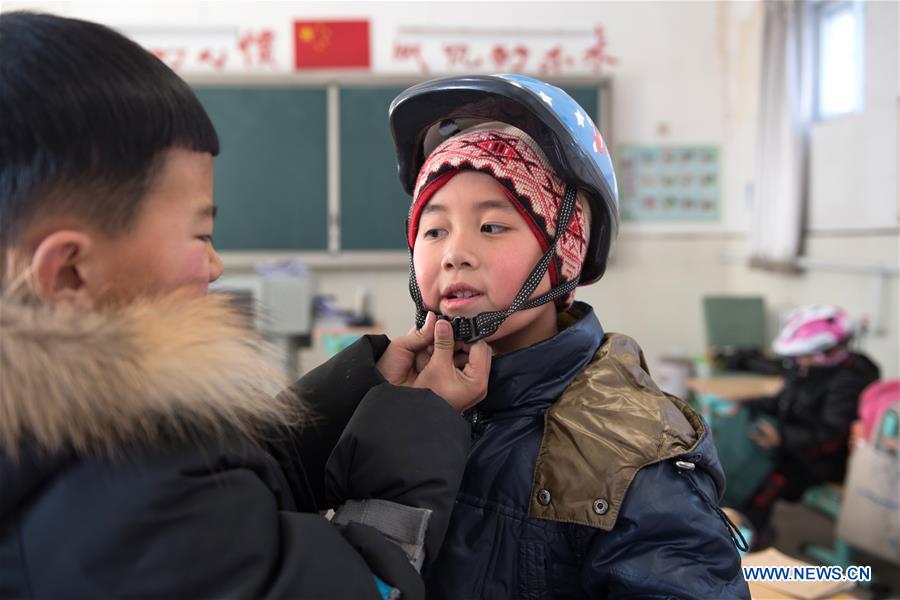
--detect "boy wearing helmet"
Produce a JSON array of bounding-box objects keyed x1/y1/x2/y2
[
  {"x1": 742, "y1": 305, "x2": 880, "y2": 539},
  {"x1": 386, "y1": 76, "x2": 749, "y2": 599}
]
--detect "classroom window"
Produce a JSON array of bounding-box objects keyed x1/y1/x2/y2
[{"x1": 814, "y1": 0, "x2": 864, "y2": 120}]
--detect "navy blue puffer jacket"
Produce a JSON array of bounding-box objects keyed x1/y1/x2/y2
[{"x1": 426, "y1": 303, "x2": 749, "y2": 599}]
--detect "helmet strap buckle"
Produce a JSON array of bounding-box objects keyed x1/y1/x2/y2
[{"x1": 445, "y1": 315, "x2": 485, "y2": 343}]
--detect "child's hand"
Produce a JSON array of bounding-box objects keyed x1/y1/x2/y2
[
  {"x1": 413, "y1": 319, "x2": 491, "y2": 412},
  {"x1": 376, "y1": 311, "x2": 438, "y2": 387},
  {"x1": 749, "y1": 419, "x2": 781, "y2": 448}
]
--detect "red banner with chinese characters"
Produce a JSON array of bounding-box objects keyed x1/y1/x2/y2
[{"x1": 294, "y1": 20, "x2": 370, "y2": 69}]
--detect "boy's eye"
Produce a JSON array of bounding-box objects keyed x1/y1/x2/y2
[
  {"x1": 197, "y1": 235, "x2": 213, "y2": 243},
  {"x1": 422, "y1": 228, "x2": 446, "y2": 239},
  {"x1": 481, "y1": 224, "x2": 509, "y2": 234}
]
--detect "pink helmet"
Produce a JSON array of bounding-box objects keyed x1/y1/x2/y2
[{"x1": 772, "y1": 305, "x2": 854, "y2": 357}]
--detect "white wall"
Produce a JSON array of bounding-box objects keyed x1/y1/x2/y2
[
  {"x1": 5, "y1": 0, "x2": 898, "y2": 377},
  {"x1": 726, "y1": 233, "x2": 899, "y2": 376},
  {"x1": 809, "y1": 0, "x2": 899, "y2": 232}
]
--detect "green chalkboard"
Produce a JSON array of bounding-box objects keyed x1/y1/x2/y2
[
  {"x1": 340, "y1": 86, "x2": 410, "y2": 250},
  {"x1": 192, "y1": 83, "x2": 602, "y2": 252},
  {"x1": 194, "y1": 87, "x2": 328, "y2": 250}
]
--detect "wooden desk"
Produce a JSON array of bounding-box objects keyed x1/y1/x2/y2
[
  {"x1": 748, "y1": 580, "x2": 855, "y2": 599},
  {"x1": 748, "y1": 580, "x2": 796, "y2": 599},
  {"x1": 688, "y1": 375, "x2": 784, "y2": 401}
]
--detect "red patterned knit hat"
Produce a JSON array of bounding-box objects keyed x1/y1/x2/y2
[{"x1": 408, "y1": 123, "x2": 589, "y2": 308}]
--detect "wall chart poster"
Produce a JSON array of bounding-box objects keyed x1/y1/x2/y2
[{"x1": 616, "y1": 145, "x2": 720, "y2": 221}]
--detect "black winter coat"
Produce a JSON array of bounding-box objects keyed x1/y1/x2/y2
[
  {"x1": 0, "y1": 295, "x2": 470, "y2": 599},
  {"x1": 426, "y1": 303, "x2": 749, "y2": 599},
  {"x1": 746, "y1": 352, "x2": 880, "y2": 483}
]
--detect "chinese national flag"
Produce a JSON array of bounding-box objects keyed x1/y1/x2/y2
[{"x1": 294, "y1": 20, "x2": 370, "y2": 69}]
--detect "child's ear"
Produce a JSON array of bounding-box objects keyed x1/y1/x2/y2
[{"x1": 30, "y1": 230, "x2": 95, "y2": 308}]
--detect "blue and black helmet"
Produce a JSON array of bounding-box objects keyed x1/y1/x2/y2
[{"x1": 389, "y1": 74, "x2": 618, "y2": 284}]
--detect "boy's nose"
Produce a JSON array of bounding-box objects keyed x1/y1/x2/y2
[
  {"x1": 208, "y1": 244, "x2": 223, "y2": 283},
  {"x1": 442, "y1": 235, "x2": 478, "y2": 270}
]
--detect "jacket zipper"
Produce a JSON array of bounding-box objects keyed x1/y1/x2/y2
[{"x1": 468, "y1": 409, "x2": 487, "y2": 441}]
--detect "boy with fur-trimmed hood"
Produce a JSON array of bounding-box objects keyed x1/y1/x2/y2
[{"x1": 0, "y1": 12, "x2": 492, "y2": 598}]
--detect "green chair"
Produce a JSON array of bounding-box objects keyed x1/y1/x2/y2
[
  {"x1": 694, "y1": 393, "x2": 775, "y2": 508},
  {"x1": 801, "y1": 485, "x2": 852, "y2": 568}
]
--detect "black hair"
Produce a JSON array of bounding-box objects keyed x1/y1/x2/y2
[{"x1": 0, "y1": 11, "x2": 219, "y2": 278}]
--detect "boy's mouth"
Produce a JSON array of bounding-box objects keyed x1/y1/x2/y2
[{"x1": 441, "y1": 284, "x2": 484, "y2": 311}]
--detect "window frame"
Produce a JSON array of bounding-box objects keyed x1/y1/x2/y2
[{"x1": 812, "y1": 0, "x2": 865, "y2": 121}]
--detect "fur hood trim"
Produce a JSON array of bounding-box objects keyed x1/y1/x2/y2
[{"x1": 0, "y1": 292, "x2": 303, "y2": 458}]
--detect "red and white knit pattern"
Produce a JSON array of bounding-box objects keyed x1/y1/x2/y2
[{"x1": 409, "y1": 124, "x2": 588, "y2": 307}]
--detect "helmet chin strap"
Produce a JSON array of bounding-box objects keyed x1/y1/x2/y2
[{"x1": 407, "y1": 185, "x2": 579, "y2": 343}]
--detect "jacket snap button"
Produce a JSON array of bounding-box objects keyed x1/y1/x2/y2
[
  {"x1": 592, "y1": 498, "x2": 609, "y2": 515},
  {"x1": 537, "y1": 489, "x2": 552, "y2": 505}
]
